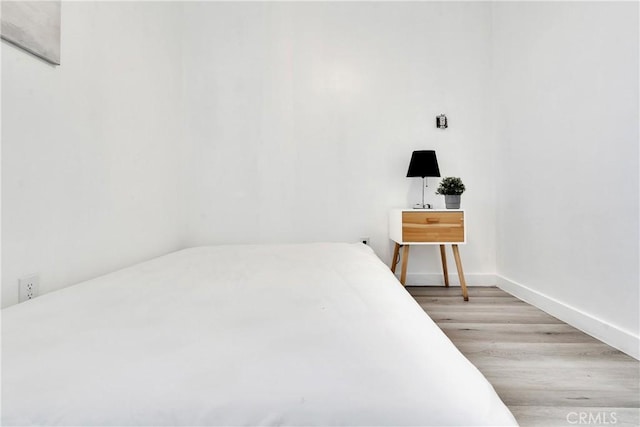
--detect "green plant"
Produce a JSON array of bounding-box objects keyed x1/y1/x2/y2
[{"x1": 436, "y1": 177, "x2": 466, "y2": 195}]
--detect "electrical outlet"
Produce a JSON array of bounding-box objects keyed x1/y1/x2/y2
[
  {"x1": 19, "y1": 275, "x2": 40, "y2": 303},
  {"x1": 360, "y1": 237, "x2": 370, "y2": 245}
]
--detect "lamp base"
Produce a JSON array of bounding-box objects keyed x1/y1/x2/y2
[{"x1": 413, "y1": 203, "x2": 432, "y2": 209}]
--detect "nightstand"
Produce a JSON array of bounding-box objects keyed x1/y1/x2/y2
[{"x1": 389, "y1": 209, "x2": 469, "y2": 301}]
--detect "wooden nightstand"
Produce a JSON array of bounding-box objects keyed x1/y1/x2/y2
[{"x1": 389, "y1": 209, "x2": 469, "y2": 301}]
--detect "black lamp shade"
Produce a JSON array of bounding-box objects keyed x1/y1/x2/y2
[{"x1": 406, "y1": 150, "x2": 440, "y2": 178}]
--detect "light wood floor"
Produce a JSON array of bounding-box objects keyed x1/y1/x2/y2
[{"x1": 406, "y1": 286, "x2": 640, "y2": 427}]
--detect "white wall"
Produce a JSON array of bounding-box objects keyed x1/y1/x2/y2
[
  {"x1": 181, "y1": 1, "x2": 497, "y2": 282},
  {"x1": 1, "y1": 2, "x2": 186, "y2": 307},
  {"x1": 3, "y1": 2, "x2": 498, "y2": 306},
  {"x1": 492, "y1": 2, "x2": 639, "y2": 357},
  {"x1": 4, "y1": 2, "x2": 637, "y2": 359}
]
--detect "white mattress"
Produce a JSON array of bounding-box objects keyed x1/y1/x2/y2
[{"x1": 2, "y1": 243, "x2": 517, "y2": 426}]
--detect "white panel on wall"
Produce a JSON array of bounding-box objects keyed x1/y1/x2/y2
[
  {"x1": 1, "y1": 2, "x2": 186, "y2": 307},
  {"x1": 2, "y1": 2, "x2": 497, "y2": 307},
  {"x1": 181, "y1": 2, "x2": 497, "y2": 280},
  {"x1": 492, "y1": 2, "x2": 639, "y2": 356}
]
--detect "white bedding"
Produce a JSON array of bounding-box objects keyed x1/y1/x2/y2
[{"x1": 2, "y1": 243, "x2": 516, "y2": 426}]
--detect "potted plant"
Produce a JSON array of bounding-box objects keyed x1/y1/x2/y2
[{"x1": 436, "y1": 177, "x2": 466, "y2": 209}]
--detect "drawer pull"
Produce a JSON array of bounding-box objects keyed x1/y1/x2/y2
[{"x1": 426, "y1": 218, "x2": 440, "y2": 224}]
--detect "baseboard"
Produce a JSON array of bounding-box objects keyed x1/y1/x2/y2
[
  {"x1": 497, "y1": 275, "x2": 640, "y2": 360},
  {"x1": 398, "y1": 273, "x2": 497, "y2": 286}
]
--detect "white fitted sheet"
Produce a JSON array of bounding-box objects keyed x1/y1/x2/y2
[{"x1": 2, "y1": 243, "x2": 517, "y2": 426}]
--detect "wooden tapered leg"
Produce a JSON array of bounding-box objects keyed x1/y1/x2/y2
[
  {"x1": 439, "y1": 245, "x2": 450, "y2": 287},
  {"x1": 400, "y1": 245, "x2": 410, "y2": 286},
  {"x1": 452, "y1": 245, "x2": 469, "y2": 301},
  {"x1": 391, "y1": 243, "x2": 400, "y2": 273}
]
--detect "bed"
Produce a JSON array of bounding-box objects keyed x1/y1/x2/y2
[{"x1": 2, "y1": 243, "x2": 517, "y2": 426}]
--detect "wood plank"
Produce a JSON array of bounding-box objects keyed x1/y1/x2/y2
[
  {"x1": 407, "y1": 286, "x2": 640, "y2": 427},
  {"x1": 453, "y1": 342, "x2": 637, "y2": 366},
  {"x1": 492, "y1": 386, "x2": 639, "y2": 408},
  {"x1": 482, "y1": 365, "x2": 639, "y2": 393},
  {"x1": 419, "y1": 304, "x2": 555, "y2": 314},
  {"x1": 413, "y1": 295, "x2": 526, "y2": 305},
  {"x1": 407, "y1": 286, "x2": 508, "y2": 297},
  {"x1": 438, "y1": 322, "x2": 600, "y2": 344},
  {"x1": 508, "y1": 406, "x2": 640, "y2": 427},
  {"x1": 425, "y1": 308, "x2": 563, "y2": 324}
]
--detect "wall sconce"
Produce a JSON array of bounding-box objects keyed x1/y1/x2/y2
[{"x1": 436, "y1": 114, "x2": 448, "y2": 129}]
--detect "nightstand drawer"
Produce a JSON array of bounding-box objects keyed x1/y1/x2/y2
[{"x1": 402, "y1": 211, "x2": 464, "y2": 243}]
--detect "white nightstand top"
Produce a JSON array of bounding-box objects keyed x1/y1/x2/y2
[{"x1": 391, "y1": 208, "x2": 465, "y2": 213}]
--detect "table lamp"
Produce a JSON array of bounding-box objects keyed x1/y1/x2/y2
[{"x1": 406, "y1": 150, "x2": 440, "y2": 209}]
